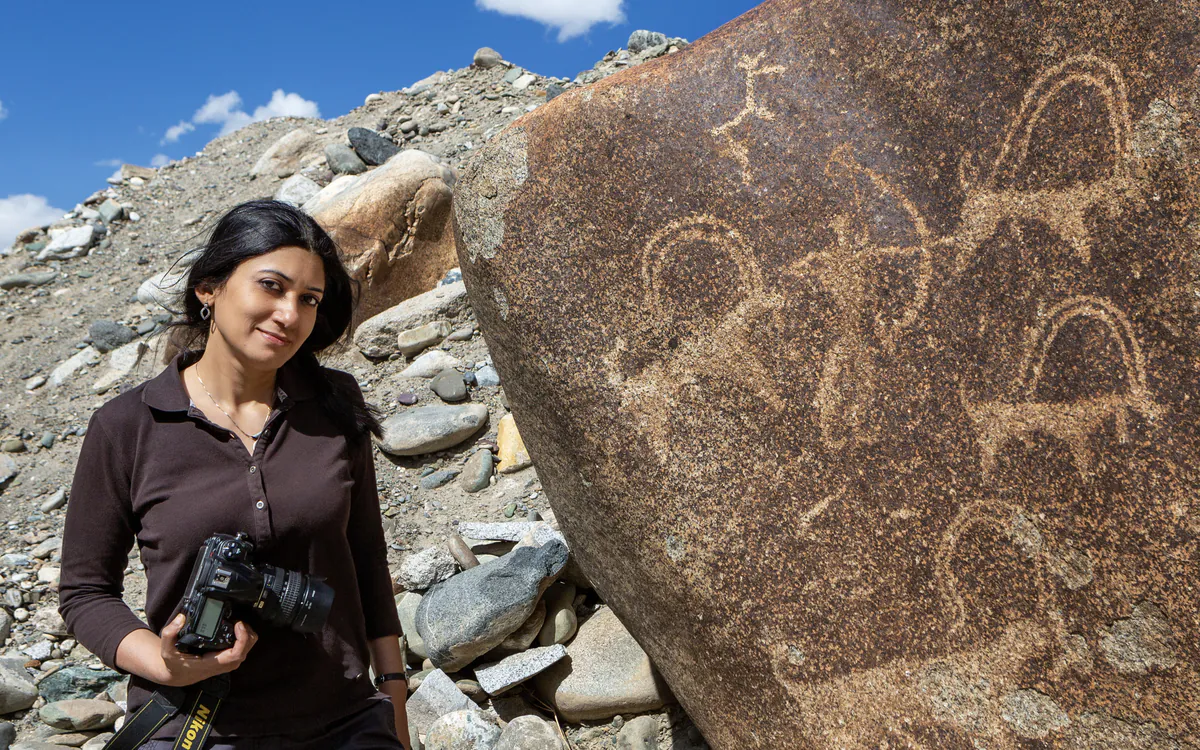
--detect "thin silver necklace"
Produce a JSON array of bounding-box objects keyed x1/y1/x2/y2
[{"x1": 194, "y1": 368, "x2": 269, "y2": 440}]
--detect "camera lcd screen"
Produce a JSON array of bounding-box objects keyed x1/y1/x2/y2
[{"x1": 196, "y1": 597, "x2": 224, "y2": 639}]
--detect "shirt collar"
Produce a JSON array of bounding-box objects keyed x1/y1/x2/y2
[{"x1": 142, "y1": 350, "x2": 316, "y2": 413}]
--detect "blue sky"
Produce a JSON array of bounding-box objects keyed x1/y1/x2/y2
[{"x1": 0, "y1": 0, "x2": 761, "y2": 247}]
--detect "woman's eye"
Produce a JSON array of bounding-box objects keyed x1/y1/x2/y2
[
  {"x1": 260, "y1": 279, "x2": 281, "y2": 291},
  {"x1": 304, "y1": 296, "x2": 321, "y2": 307}
]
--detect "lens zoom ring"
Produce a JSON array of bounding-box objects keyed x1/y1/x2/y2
[{"x1": 279, "y1": 570, "x2": 302, "y2": 624}]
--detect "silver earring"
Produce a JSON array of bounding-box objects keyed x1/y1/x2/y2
[{"x1": 200, "y1": 303, "x2": 211, "y2": 321}]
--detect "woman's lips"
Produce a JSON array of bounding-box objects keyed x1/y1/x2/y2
[{"x1": 258, "y1": 329, "x2": 290, "y2": 346}]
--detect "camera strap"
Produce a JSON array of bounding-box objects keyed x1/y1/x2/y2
[{"x1": 102, "y1": 675, "x2": 230, "y2": 750}]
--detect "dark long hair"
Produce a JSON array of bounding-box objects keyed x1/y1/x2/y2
[{"x1": 169, "y1": 199, "x2": 381, "y2": 440}]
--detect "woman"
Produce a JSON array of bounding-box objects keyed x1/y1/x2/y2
[{"x1": 58, "y1": 200, "x2": 409, "y2": 749}]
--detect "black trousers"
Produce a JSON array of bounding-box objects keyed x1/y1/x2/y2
[{"x1": 139, "y1": 696, "x2": 402, "y2": 750}]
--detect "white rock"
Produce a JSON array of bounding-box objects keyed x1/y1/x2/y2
[
  {"x1": 512, "y1": 73, "x2": 537, "y2": 91},
  {"x1": 300, "y1": 174, "x2": 360, "y2": 214},
  {"x1": 274, "y1": 174, "x2": 322, "y2": 207},
  {"x1": 37, "y1": 226, "x2": 95, "y2": 260},
  {"x1": 406, "y1": 669, "x2": 477, "y2": 737},
  {"x1": 50, "y1": 347, "x2": 101, "y2": 387},
  {"x1": 401, "y1": 350, "x2": 463, "y2": 378},
  {"x1": 37, "y1": 566, "x2": 60, "y2": 587},
  {"x1": 137, "y1": 267, "x2": 190, "y2": 311},
  {"x1": 354, "y1": 282, "x2": 470, "y2": 358},
  {"x1": 424, "y1": 709, "x2": 501, "y2": 750},
  {"x1": 398, "y1": 546, "x2": 459, "y2": 591},
  {"x1": 475, "y1": 645, "x2": 567, "y2": 695},
  {"x1": 92, "y1": 339, "x2": 148, "y2": 394}
]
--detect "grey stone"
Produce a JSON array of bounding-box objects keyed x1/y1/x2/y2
[
  {"x1": 401, "y1": 350, "x2": 463, "y2": 378},
  {"x1": 0, "y1": 722, "x2": 14, "y2": 750},
  {"x1": 37, "y1": 226, "x2": 95, "y2": 260},
  {"x1": 324, "y1": 142, "x2": 368, "y2": 175},
  {"x1": 0, "y1": 271, "x2": 57, "y2": 290},
  {"x1": 474, "y1": 47, "x2": 503, "y2": 69},
  {"x1": 476, "y1": 645, "x2": 566, "y2": 696},
  {"x1": 273, "y1": 174, "x2": 321, "y2": 207},
  {"x1": 416, "y1": 541, "x2": 569, "y2": 671},
  {"x1": 348, "y1": 127, "x2": 400, "y2": 166},
  {"x1": 546, "y1": 83, "x2": 565, "y2": 102},
  {"x1": 512, "y1": 74, "x2": 537, "y2": 91},
  {"x1": 459, "y1": 451, "x2": 493, "y2": 493},
  {"x1": 494, "y1": 715, "x2": 562, "y2": 750},
  {"x1": 39, "y1": 698, "x2": 122, "y2": 730},
  {"x1": 50, "y1": 346, "x2": 100, "y2": 387},
  {"x1": 398, "y1": 546, "x2": 459, "y2": 591},
  {"x1": 250, "y1": 129, "x2": 318, "y2": 178},
  {"x1": 39, "y1": 432, "x2": 55, "y2": 449},
  {"x1": 38, "y1": 489, "x2": 66, "y2": 513},
  {"x1": 31, "y1": 606, "x2": 68, "y2": 637},
  {"x1": 35, "y1": 666, "x2": 122, "y2": 703},
  {"x1": 24, "y1": 376, "x2": 47, "y2": 391},
  {"x1": 354, "y1": 282, "x2": 469, "y2": 358},
  {"x1": 405, "y1": 669, "x2": 476, "y2": 737},
  {"x1": 420, "y1": 469, "x2": 461, "y2": 490},
  {"x1": 458, "y1": 522, "x2": 565, "y2": 549},
  {"x1": 431, "y1": 370, "x2": 468, "y2": 403},
  {"x1": 398, "y1": 592, "x2": 429, "y2": 661},
  {"x1": 616, "y1": 716, "x2": 660, "y2": 750},
  {"x1": 378, "y1": 404, "x2": 488, "y2": 457},
  {"x1": 136, "y1": 266, "x2": 190, "y2": 312},
  {"x1": 0, "y1": 456, "x2": 16, "y2": 486},
  {"x1": 534, "y1": 607, "x2": 673, "y2": 721},
  {"x1": 424, "y1": 710, "x2": 501, "y2": 750},
  {"x1": 397, "y1": 319, "x2": 452, "y2": 356},
  {"x1": 92, "y1": 339, "x2": 149, "y2": 394},
  {"x1": 538, "y1": 582, "x2": 577, "y2": 646},
  {"x1": 96, "y1": 199, "x2": 125, "y2": 224},
  {"x1": 503, "y1": 68, "x2": 524, "y2": 84},
  {"x1": 628, "y1": 30, "x2": 668, "y2": 54},
  {"x1": 87, "y1": 321, "x2": 135, "y2": 354},
  {"x1": 475, "y1": 365, "x2": 500, "y2": 387},
  {"x1": 0, "y1": 658, "x2": 37, "y2": 713},
  {"x1": 31, "y1": 536, "x2": 61, "y2": 559},
  {"x1": 23, "y1": 641, "x2": 52, "y2": 661},
  {"x1": 493, "y1": 599, "x2": 546, "y2": 655}
]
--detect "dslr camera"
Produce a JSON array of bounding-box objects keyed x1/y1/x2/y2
[{"x1": 176, "y1": 532, "x2": 335, "y2": 654}]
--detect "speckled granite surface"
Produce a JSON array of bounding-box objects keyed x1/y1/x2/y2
[{"x1": 453, "y1": 2, "x2": 1200, "y2": 747}]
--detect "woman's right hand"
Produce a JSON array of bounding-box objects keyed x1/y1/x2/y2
[{"x1": 156, "y1": 613, "x2": 259, "y2": 687}]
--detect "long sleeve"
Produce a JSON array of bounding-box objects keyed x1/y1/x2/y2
[
  {"x1": 345, "y1": 431, "x2": 401, "y2": 640},
  {"x1": 58, "y1": 411, "x2": 150, "y2": 671}
]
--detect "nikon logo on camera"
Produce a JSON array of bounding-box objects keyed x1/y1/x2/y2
[{"x1": 178, "y1": 702, "x2": 213, "y2": 750}]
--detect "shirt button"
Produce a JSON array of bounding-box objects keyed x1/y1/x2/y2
[
  {"x1": 256, "y1": 501, "x2": 265, "y2": 510},
  {"x1": 249, "y1": 466, "x2": 257, "y2": 474}
]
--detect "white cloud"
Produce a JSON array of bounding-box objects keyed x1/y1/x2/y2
[
  {"x1": 252, "y1": 89, "x2": 321, "y2": 121},
  {"x1": 161, "y1": 120, "x2": 195, "y2": 144},
  {"x1": 93, "y1": 158, "x2": 124, "y2": 168},
  {"x1": 0, "y1": 100, "x2": 7, "y2": 121},
  {"x1": 0, "y1": 195, "x2": 68, "y2": 249},
  {"x1": 192, "y1": 89, "x2": 320, "y2": 136},
  {"x1": 476, "y1": 0, "x2": 625, "y2": 41},
  {"x1": 150, "y1": 153, "x2": 170, "y2": 168}
]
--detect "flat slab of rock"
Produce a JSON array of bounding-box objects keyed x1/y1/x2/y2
[
  {"x1": 39, "y1": 698, "x2": 122, "y2": 731},
  {"x1": 475, "y1": 644, "x2": 566, "y2": 695},
  {"x1": 354, "y1": 281, "x2": 469, "y2": 358},
  {"x1": 0, "y1": 658, "x2": 37, "y2": 713},
  {"x1": 535, "y1": 608, "x2": 671, "y2": 721},
  {"x1": 379, "y1": 404, "x2": 488, "y2": 456},
  {"x1": 401, "y1": 350, "x2": 463, "y2": 378},
  {"x1": 50, "y1": 346, "x2": 100, "y2": 387},
  {"x1": 452, "y1": 1, "x2": 1200, "y2": 746},
  {"x1": 0, "y1": 271, "x2": 57, "y2": 290},
  {"x1": 406, "y1": 669, "x2": 477, "y2": 736},
  {"x1": 417, "y1": 541, "x2": 568, "y2": 671}
]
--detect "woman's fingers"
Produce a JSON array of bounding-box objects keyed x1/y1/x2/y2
[{"x1": 213, "y1": 621, "x2": 258, "y2": 667}]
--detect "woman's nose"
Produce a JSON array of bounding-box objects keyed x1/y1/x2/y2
[{"x1": 273, "y1": 298, "x2": 301, "y2": 326}]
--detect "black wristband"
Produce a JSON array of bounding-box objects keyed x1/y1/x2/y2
[{"x1": 375, "y1": 672, "x2": 407, "y2": 687}]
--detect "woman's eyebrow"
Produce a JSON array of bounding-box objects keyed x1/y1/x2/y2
[{"x1": 260, "y1": 269, "x2": 324, "y2": 293}]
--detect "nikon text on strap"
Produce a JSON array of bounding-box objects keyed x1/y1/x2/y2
[{"x1": 103, "y1": 675, "x2": 230, "y2": 750}]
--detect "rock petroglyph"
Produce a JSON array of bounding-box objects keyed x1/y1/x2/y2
[
  {"x1": 952, "y1": 55, "x2": 1146, "y2": 271},
  {"x1": 710, "y1": 52, "x2": 787, "y2": 185},
  {"x1": 961, "y1": 294, "x2": 1162, "y2": 480}
]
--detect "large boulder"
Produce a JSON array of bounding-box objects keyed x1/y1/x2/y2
[
  {"x1": 416, "y1": 541, "x2": 568, "y2": 671},
  {"x1": 250, "y1": 128, "x2": 320, "y2": 179},
  {"x1": 452, "y1": 1, "x2": 1200, "y2": 747},
  {"x1": 309, "y1": 149, "x2": 458, "y2": 320}
]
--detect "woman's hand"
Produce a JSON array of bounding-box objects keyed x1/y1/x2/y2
[{"x1": 155, "y1": 613, "x2": 259, "y2": 687}]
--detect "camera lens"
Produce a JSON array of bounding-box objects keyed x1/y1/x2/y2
[{"x1": 259, "y1": 566, "x2": 334, "y2": 633}]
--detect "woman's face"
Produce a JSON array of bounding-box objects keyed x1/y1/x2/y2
[{"x1": 197, "y1": 246, "x2": 326, "y2": 370}]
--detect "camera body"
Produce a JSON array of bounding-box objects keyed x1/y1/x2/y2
[{"x1": 176, "y1": 532, "x2": 335, "y2": 654}]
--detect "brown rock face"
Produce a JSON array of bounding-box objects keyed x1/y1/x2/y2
[
  {"x1": 453, "y1": 2, "x2": 1200, "y2": 748},
  {"x1": 310, "y1": 150, "x2": 457, "y2": 320}
]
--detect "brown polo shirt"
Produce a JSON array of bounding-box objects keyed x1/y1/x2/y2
[{"x1": 58, "y1": 351, "x2": 400, "y2": 739}]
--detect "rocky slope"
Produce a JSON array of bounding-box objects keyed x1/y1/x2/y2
[{"x1": 0, "y1": 33, "x2": 705, "y2": 750}]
